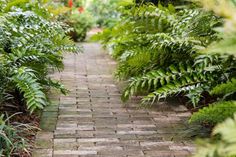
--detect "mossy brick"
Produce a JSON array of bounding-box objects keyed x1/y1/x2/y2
[
  {"x1": 44, "y1": 105, "x2": 59, "y2": 112},
  {"x1": 50, "y1": 100, "x2": 60, "y2": 105},
  {"x1": 41, "y1": 111, "x2": 58, "y2": 118},
  {"x1": 59, "y1": 111, "x2": 78, "y2": 114},
  {"x1": 40, "y1": 121, "x2": 57, "y2": 131},
  {"x1": 32, "y1": 149, "x2": 52, "y2": 157},
  {"x1": 54, "y1": 142, "x2": 78, "y2": 150},
  {"x1": 36, "y1": 131, "x2": 53, "y2": 139},
  {"x1": 35, "y1": 139, "x2": 53, "y2": 149}
]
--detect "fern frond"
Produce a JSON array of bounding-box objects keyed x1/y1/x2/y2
[
  {"x1": 194, "y1": 113, "x2": 236, "y2": 157},
  {"x1": 115, "y1": 49, "x2": 152, "y2": 79},
  {"x1": 211, "y1": 79, "x2": 236, "y2": 98},
  {"x1": 122, "y1": 59, "x2": 217, "y2": 101},
  {"x1": 13, "y1": 67, "x2": 47, "y2": 113},
  {"x1": 42, "y1": 78, "x2": 69, "y2": 95},
  {"x1": 3, "y1": 0, "x2": 29, "y2": 12},
  {"x1": 142, "y1": 83, "x2": 205, "y2": 106},
  {"x1": 189, "y1": 101, "x2": 236, "y2": 126},
  {"x1": 122, "y1": 54, "x2": 232, "y2": 106}
]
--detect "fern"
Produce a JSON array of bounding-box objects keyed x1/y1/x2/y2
[
  {"x1": 94, "y1": 3, "x2": 221, "y2": 82},
  {"x1": 42, "y1": 78, "x2": 69, "y2": 95},
  {"x1": 3, "y1": 0, "x2": 29, "y2": 12},
  {"x1": 191, "y1": 1, "x2": 236, "y2": 156},
  {"x1": 189, "y1": 101, "x2": 236, "y2": 126},
  {"x1": 12, "y1": 67, "x2": 47, "y2": 113},
  {"x1": 142, "y1": 83, "x2": 205, "y2": 107},
  {"x1": 0, "y1": 1, "x2": 80, "y2": 113},
  {"x1": 122, "y1": 54, "x2": 229, "y2": 106},
  {"x1": 211, "y1": 79, "x2": 236, "y2": 99},
  {"x1": 0, "y1": 1, "x2": 79, "y2": 156},
  {"x1": 193, "y1": 113, "x2": 236, "y2": 157},
  {"x1": 115, "y1": 48, "x2": 153, "y2": 79}
]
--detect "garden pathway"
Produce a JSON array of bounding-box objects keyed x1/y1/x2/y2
[{"x1": 33, "y1": 43, "x2": 195, "y2": 157}]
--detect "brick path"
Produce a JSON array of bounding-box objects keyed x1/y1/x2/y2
[{"x1": 33, "y1": 43, "x2": 195, "y2": 157}]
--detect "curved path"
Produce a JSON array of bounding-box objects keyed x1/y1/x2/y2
[{"x1": 33, "y1": 43, "x2": 195, "y2": 157}]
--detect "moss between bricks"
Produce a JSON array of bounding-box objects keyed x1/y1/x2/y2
[
  {"x1": 35, "y1": 139, "x2": 53, "y2": 149},
  {"x1": 39, "y1": 102, "x2": 59, "y2": 131}
]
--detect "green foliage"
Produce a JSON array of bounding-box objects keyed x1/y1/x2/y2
[
  {"x1": 87, "y1": 0, "x2": 120, "y2": 28},
  {"x1": 0, "y1": 0, "x2": 80, "y2": 113},
  {"x1": 0, "y1": 1, "x2": 80, "y2": 156},
  {"x1": 0, "y1": 113, "x2": 37, "y2": 156},
  {"x1": 190, "y1": 101, "x2": 236, "y2": 126},
  {"x1": 196, "y1": 0, "x2": 236, "y2": 58},
  {"x1": 13, "y1": 67, "x2": 47, "y2": 113},
  {"x1": 135, "y1": 0, "x2": 191, "y2": 5},
  {"x1": 3, "y1": 0, "x2": 29, "y2": 12},
  {"x1": 115, "y1": 47, "x2": 152, "y2": 79},
  {"x1": 94, "y1": 1, "x2": 236, "y2": 109},
  {"x1": 192, "y1": 1, "x2": 236, "y2": 156},
  {"x1": 211, "y1": 78, "x2": 236, "y2": 99},
  {"x1": 122, "y1": 54, "x2": 234, "y2": 107},
  {"x1": 205, "y1": 36, "x2": 236, "y2": 57},
  {"x1": 193, "y1": 113, "x2": 236, "y2": 157},
  {"x1": 66, "y1": 10, "x2": 94, "y2": 41},
  {"x1": 94, "y1": 3, "x2": 221, "y2": 82}
]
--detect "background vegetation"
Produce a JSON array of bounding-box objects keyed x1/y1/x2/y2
[{"x1": 87, "y1": 0, "x2": 119, "y2": 28}]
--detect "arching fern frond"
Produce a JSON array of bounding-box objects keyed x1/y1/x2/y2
[
  {"x1": 12, "y1": 67, "x2": 47, "y2": 113},
  {"x1": 210, "y1": 79, "x2": 236, "y2": 100},
  {"x1": 122, "y1": 54, "x2": 232, "y2": 107},
  {"x1": 142, "y1": 83, "x2": 206, "y2": 107},
  {"x1": 189, "y1": 101, "x2": 236, "y2": 126}
]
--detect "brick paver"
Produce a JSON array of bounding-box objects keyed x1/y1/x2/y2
[{"x1": 33, "y1": 43, "x2": 195, "y2": 157}]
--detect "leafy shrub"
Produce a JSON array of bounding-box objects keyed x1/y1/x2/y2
[
  {"x1": 87, "y1": 0, "x2": 120, "y2": 28},
  {"x1": 192, "y1": 0, "x2": 236, "y2": 156},
  {"x1": 92, "y1": 1, "x2": 236, "y2": 156},
  {"x1": 189, "y1": 101, "x2": 236, "y2": 126},
  {"x1": 94, "y1": 1, "x2": 236, "y2": 108},
  {"x1": 211, "y1": 79, "x2": 236, "y2": 99},
  {"x1": 0, "y1": 1, "x2": 79, "y2": 113},
  {"x1": 135, "y1": 0, "x2": 191, "y2": 5},
  {"x1": 0, "y1": 1, "x2": 80, "y2": 156},
  {"x1": 193, "y1": 113, "x2": 236, "y2": 157},
  {"x1": 122, "y1": 54, "x2": 234, "y2": 107},
  {"x1": 66, "y1": 10, "x2": 94, "y2": 41}
]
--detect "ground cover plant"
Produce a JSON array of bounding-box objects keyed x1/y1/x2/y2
[{"x1": 0, "y1": 0, "x2": 79, "y2": 156}]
